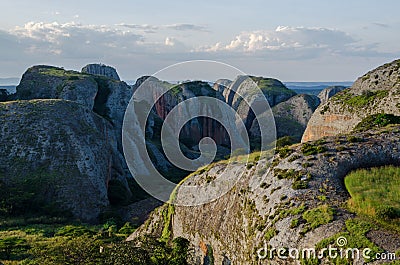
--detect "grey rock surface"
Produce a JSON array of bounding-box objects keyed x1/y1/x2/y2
[
  {"x1": 318, "y1": 85, "x2": 347, "y2": 104},
  {"x1": 81, "y1": 63, "x2": 120, "y2": 81},
  {"x1": 251, "y1": 94, "x2": 320, "y2": 141},
  {"x1": 129, "y1": 125, "x2": 400, "y2": 264},
  {"x1": 0, "y1": 99, "x2": 113, "y2": 222},
  {"x1": 15, "y1": 65, "x2": 98, "y2": 109}
]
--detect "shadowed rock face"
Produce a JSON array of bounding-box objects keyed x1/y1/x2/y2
[
  {"x1": 0, "y1": 89, "x2": 8, "y2": 101},
  {"x1": 128, "y1": 125, "x2": 400, "y2": 264},
  {"x1": 0, "y1": 100, "x2": 113, "y2": 222},
  {"x1": 250, "y1": 94, "x2": 320, "y2": 142},
  {"x1": 302, "y1": 59, "x2": 400, "y2": 142},
  {"x1": 81, "y1": 63, "x2": 120, "y2": 81},
  {"x1": 2, "y1": 65, "x2": 135, "y2": 221}
]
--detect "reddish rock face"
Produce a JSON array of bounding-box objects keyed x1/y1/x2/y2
[
  {"x1": 302, "y1": 59, "x2": 400, "y2": 142},
  {"x1": 147, "y1": 81, "x2": 230, "y2": 147},
  {"x1": 302, "y1": 114, "x2": 355, "y2": 142}
]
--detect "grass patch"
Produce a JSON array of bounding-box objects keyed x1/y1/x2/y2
[
  {"x1": 353, "y1": 113, "x2": 400, "y2": 132},
  {"x1": 264, "y1": 227, "x2": 278, "y2": 241},
  {"x1": 345, "y1": 166, "x2": 400, "y2": 231},
  {"x1": 250, "y1": 76, "x2": 296, "y2": 97},
  {"x1": 333, "y1": 89, "x2": 389, "y2": 109},
  {"x1": 316, "y1": 218, "x2": 382, "y2": 263},
  {"x1": 38, "y1": 67, "x2": 86, "y2": 80},
  {"x1": 302, "y1": 205, "x2": 334, "y2": 230},
  {"x1": 301, "y1": 139, "x2": 327, "y2": 156}
]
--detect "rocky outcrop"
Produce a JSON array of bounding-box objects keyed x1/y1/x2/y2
[
  {"x1": 136, "y1": 78, "x2": 232, "y2": 148},
  {"x1": 0, "y1": 100, "x2": 113, "y2": 222},
  {"x1": 15, "y1": 65, "x2": 98, "y2": 109},
  {"x1": 302, "y1": 59, "x2": 400, "y2": 142},
  {"x1": 250, "y1": 94, "x2": 320, "y2": 141},
  {"x1": 2, "y1": 65, "x2": 139, "y2": 221},
  {"x1": 213, "y1": 78, "x2": 232, "y2": 101},
  {"x1": 129, "y1": 125, "x2": 400, "y2": 264},
  {"x1": 318, "y1": 85, "x2": 347, "y2": 104},
  {"x1": 81, "y1": 63, "x2": 120, "y2": 81},
  {"x1": 229, "y1": 76, "x2": 296, "y2": 133}
]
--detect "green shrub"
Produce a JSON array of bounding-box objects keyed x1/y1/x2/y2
[
  {"x1": 275, "y1": 136, "x2": 296, "y2": 148},
  {"x1": 290, "y1": 218, "x2": 299, "y2": 228},
  {"x1": 346, "y1": 135, "x2": 362, "y2": 143},
  {"x1": 264, "y1": 227, "x2": 278, "y2": 241},
  {"x1": 375, "y1": 205, "x2": 398, "y2": 220},
  {"x1": 354, "y1": 113, "x2": 400, "y2": 132},
  {"x1": 0, "y1": 237, "x2": 29, "y2": 260},
  {"x1": 301, "y1": 140, "x2": 327, "y2": 156},
  {"x1": 277, "y1": 146, "x2": 293, "y2": 158},
  {"x1": 55, "y1": 225, "x2": 95, "y2": 237},
  {"x1": 292, "y1": 181, "x2": 308, "y2": 190}
]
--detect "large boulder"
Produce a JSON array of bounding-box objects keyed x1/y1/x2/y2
[
  {"x1": 0, "y1": 100, "x2": 114, "y2": 221},
  {"x1": 81, "y1": 63, "x2": 120, "y2": 81},
  {"x1": 302, "y1": 59, "x2": 400, "y2": 142},
  {"x1": 129, "y1": 125, "x2": 400, "y2": 264}
]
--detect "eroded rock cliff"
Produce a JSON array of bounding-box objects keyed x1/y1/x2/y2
[
  {"x1": 0, "y1": 100, "x2": 113, "y2": 221},
  {"x1": 302, "y1": 59, "x2": 400, "y2": 142}
]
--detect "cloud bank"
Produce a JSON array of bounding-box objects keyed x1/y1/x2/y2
[{"x1": 0, "y1": 22, "x2": 397, "y2": 79}]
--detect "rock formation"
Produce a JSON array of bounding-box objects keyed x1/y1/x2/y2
[
  {"x1": 250, "y1": 94, "x2": 321, "y2": 142},
  {"x1": 302, "y1": 59, "x2": 400, "y2": 142},
  {"x1": 128, "y1": 124, "x2": 400, "y2": 264},
  {"x1": 2, "y1": 65, "x2": 134, "y2": 221},
  {"x1": 81, "y1": 63, "x2": 120, "y2": 81},
  {"x1": 317, "y1": 85, "x2": 347, "y2": 104},
  {"x1": 15, "y1": 65, "x2": 98, "y2": 108},
  {"x1": 0, "y1": 100, "x2": 113, "y2": 222}
]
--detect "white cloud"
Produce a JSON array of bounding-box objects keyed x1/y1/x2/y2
[
  {"x1": 0, "y1": 22, "x2": 396, "y2": 80},
  {"x1": 198, "y1": 26, "x2": 366, "y2": 59},
  {"x1": 9, "y1": 21, "x2": 148, "y2": 59}
]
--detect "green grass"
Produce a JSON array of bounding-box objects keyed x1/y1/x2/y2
[
  {"x1": 38, "y1": 67, "x2": 86, "y2": 80},
  {"x1": 353, "y1": 113, "x2": 400, "y2": 132},
  {"x1": 302, "y1": 204, "x2": 334, "y2": 230},
  {"x1": 0, "y1": 219, "x2": 123, "y2": 264},
  {"x1": 316, "y1": 218, "x2": 382, "y2": 263},
  {"x1": 332, "y1": 89, "x2": 389, "y2": 109},
  {"x1": 250, "y1": 76, "x2": 296, "y2": 96},
  {"x1": 345, "y1": 166, "x2": 400, "y2": 231}
]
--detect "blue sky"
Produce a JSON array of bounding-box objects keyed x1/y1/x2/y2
[{"x1": 0, "y1": 0, "x2": 399, "y2": 81}]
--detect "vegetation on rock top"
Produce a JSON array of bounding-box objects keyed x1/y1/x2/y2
[{"x1": 345, "y1": 166, "x2": 400, "y2": 232}]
